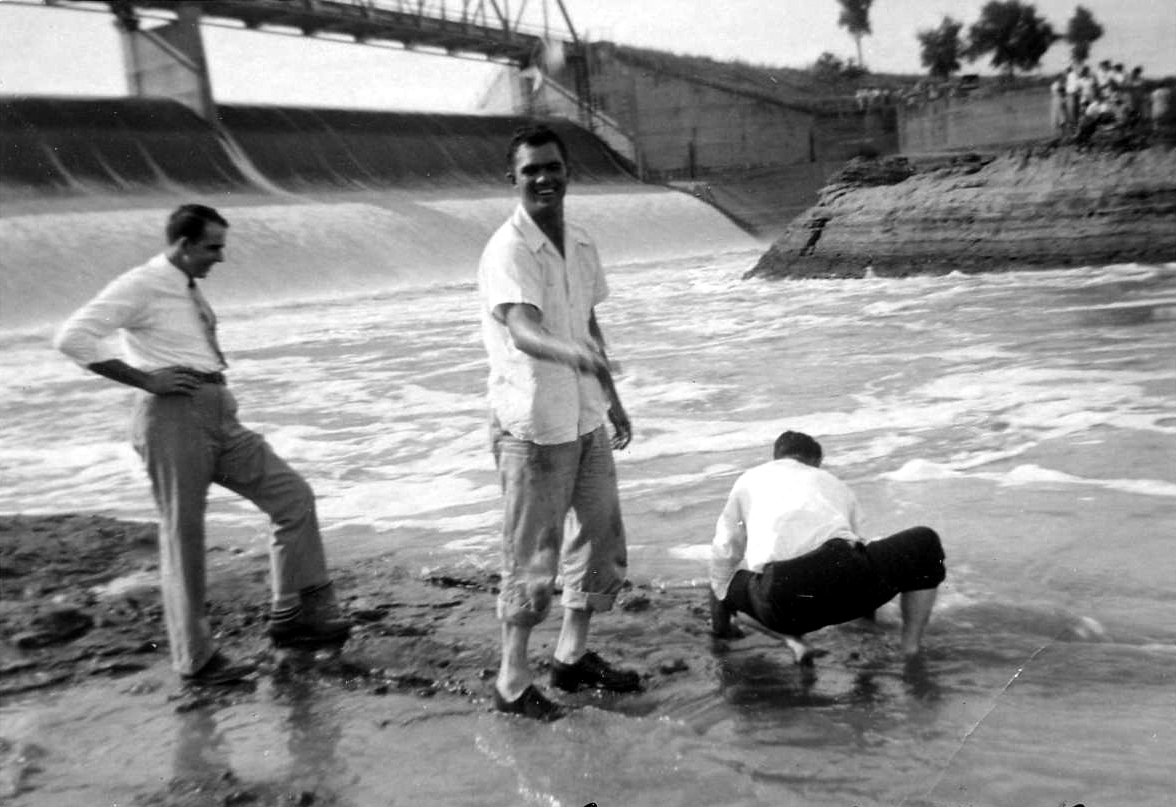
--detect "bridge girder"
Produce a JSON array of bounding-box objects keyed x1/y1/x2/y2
[{"x1": 41, "y1": 0, "x2": 567, "y2": 65}]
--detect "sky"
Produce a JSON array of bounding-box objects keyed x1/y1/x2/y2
[{"x1": 0, "y1": 0, "x2": 1173, "y2": 112}]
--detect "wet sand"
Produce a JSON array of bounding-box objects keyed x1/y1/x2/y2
[{"x1": 0, "y1": 513, "x2": 716, "y2": 804}]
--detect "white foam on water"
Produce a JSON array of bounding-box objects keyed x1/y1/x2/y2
[
  {"x1": 320, "y1": 477, "x2": 500, "y2": 522},
  {"x1": 666, "y1": 543, "x2": 711, "y2": 562},
  {"x1": 989, "y1": 463, "x2": 1176, "y2": 497},
  {"x1": 1048, "y1": 296, "x2": 1176, "y2": 312},
  {"x1": 926, "y1": 344, "x2": 1019, "y2": 363},
  {"x1": 883, "y1": 459, "x2": 964, "y2": 481}
]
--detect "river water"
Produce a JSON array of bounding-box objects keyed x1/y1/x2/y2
[{"x1": 1, "y1": 189, "x2": 1174, "y2": 806}]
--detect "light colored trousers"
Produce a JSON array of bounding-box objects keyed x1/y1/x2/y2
[
  {"x1": 491, "y1": 423, "x2": 628, "y2": 627},
  {"x1": 131, "y1": 383, "x2": 329, "y2": 675}
]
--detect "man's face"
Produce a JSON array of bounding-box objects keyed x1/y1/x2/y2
[
  {"x1": 510, "y1": 141, "x2": 568, "y2": 222},
  {"x1": 182, "y1": 223, "x2": 227, "y2": 279}
]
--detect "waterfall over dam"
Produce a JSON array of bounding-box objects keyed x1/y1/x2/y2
[{"x1": 0, "y1": 97, "x2": 758, "y2": 330}]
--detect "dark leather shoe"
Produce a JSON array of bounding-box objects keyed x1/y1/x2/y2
[
  {"x1": 268, "y1": 616, "x2": 352, "y2": 648},
  {"x1": 550, "y1": 650, "x2": 642, "y2": 693},
  {"x1": 493, "y1": 684, "x2": 566, "y2": 721},
  {"x1": 182, "y1": 652, "x2": 255, "y2": 685}
]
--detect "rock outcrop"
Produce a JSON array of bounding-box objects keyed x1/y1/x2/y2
[{"x1": 746, "y1": 145, "x2": 1176, "y2": 279}]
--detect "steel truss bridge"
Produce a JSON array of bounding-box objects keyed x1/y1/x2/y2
[
  {"x1": 13, "y1": 0, "x2": 609, "y2": 152},
  {"x1": 29, "y1": 0, "x2": 582, "y2": 67}
]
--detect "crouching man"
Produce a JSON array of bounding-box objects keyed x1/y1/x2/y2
[{"x1": 709, "y1": 431, "x2": 945, "y2": 662}]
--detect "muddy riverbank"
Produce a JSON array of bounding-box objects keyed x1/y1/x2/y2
[{"x1": 0, "y1": 514, "x2": 717, "y2": 804}]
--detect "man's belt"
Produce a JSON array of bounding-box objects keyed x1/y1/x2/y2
[{"x1": 194, "y1": 371, "x2": 227, "y2": 385}]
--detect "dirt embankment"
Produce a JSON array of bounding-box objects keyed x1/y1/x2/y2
[{"x1": 745, "y1": 145, "x2": 1176, "y2": 279}]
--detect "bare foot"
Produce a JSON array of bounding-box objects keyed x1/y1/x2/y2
[{"x1": 782, "y1": 635, "x2": 829, "y2": 666}]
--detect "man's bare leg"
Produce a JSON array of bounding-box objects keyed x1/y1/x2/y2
[
  {"x1": 899, "y1": 588, "x2": 938, "y2": 657},
  {"x1": 497, "y1": 622, "x2": 533, "y2": 700},
  {"x1": 553, "y1": 606, "x2": 591, "y2": 665}
]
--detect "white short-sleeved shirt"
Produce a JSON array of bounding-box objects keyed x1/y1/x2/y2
[
  {"x1": 54, "y1": 253, "x2": 224, "y2": 373},
  {"x1": 478, "y1": 206, "x2": 609, "y2": 445},
  {"x1": 710, "y1": 458, "x2": 863, "y2": 599}
]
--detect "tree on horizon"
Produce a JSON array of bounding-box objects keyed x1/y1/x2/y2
[
  {"x1": 964, "y1": 1, "x2": 1058, "y2": 76},
  {"x1": 836, "y1": 0, "x2": 873, "y2": 70},
  {"x1": 918, "y1": 17, "x2": 964, "y2": 79},
  {"x1": 811, "y1": 51, "x2": 866, "y2": 84},
  {"x1": 1064, "y1": 5, "x2": 1104, "y2": 64}
]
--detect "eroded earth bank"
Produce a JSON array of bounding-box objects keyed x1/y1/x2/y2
[{"x1": 747, "y1": 145, "x2": 1176, "y2": 279}]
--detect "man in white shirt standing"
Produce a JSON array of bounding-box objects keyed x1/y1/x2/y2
[
  {"x1": 710, "y1": 431, "x2": 945, "y2": 661},
  {"x1": 479, "y1": 124, "x2": 639, "y2": 721},
  {"x1": 55, "y1": 204, "x2": 350, "y2": 685}
]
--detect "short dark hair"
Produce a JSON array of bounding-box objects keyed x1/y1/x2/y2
[
  {"x1": 166, "y1": 204, "x2": 228, "y2": 244},
  {"x1": 773, "y1": 431, "x2": 823, "y2": 466},
  {"x1": 506, "y1": 123, "x2": 569, "y2": 172}
]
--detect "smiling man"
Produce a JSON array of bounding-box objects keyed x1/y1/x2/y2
[
  {"x1": 478, "y1": 125, "x2": 639, "y2": 720},
  {"x1": 55, "y1": 204, "x2": 350, "y2": 686}
]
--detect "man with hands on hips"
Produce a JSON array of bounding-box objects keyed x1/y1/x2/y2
[{"x1": 55, "y1": 203, "x2": 351, "y2": 686}]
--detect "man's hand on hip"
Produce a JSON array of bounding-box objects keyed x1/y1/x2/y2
[{"x1": 143, "y1": 366, "x2": 203, "y2": 396}]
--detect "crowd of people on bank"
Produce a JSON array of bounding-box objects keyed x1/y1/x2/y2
[
  {"x1": 854, "y1": 86, "x2": 896, "y2": 110},
  {"x1": 1051, "y1": 59, "x2": 1152, "y2": 140}
]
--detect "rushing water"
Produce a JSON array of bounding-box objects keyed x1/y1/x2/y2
[{"x1": 2, "y1": 190, "x2": 1174, "y2": 806}]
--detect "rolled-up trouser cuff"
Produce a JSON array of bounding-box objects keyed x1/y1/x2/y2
[{"x1": 561, "y1": 586, "x2": 618, "y2": 613}]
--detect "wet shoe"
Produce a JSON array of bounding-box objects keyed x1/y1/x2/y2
[
  {"x1": 268, "y1": 615, "x2": 352, "y2": 648},
  {"x1": 493, "y1": 684, "x2": 566, "y2": 721},
  {"x1": 181, "y1": 652, "x2": 255, "y2": 686},
  {"x1": 550, "y1": 650, "x2": 642, "y2": 693}
]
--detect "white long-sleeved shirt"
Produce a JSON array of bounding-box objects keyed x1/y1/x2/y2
[
  {"x1": 54, "y1": 253, "x2": 224, "y2": 373},
  {"x1": 710, "y1": 458, "x2": 863, "y2": 599}
]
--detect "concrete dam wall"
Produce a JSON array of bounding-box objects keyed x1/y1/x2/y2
[{"x1": 0, "y1": 97, "x2": 637, "y2": 198}]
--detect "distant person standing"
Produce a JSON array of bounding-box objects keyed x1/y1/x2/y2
[
  {"x1": 1094, "y1": 60, "x2": 1113, "y2": 95},
  {"x1": 478, "y1": 124, "x2": 639, "y2": 721},
  {"x1": 1077, "y1": 65, "x2": 1098, "y2": 109},
  {"x1": 1152, "y1": 84, "x2": 1175, "y2": 143},
  {"x1": 1062, "y1": 65, "x2": 1080, "y2": 128},
  {"x1": 1126, "y1": 66, "x2": 1146, "y2": 122},
  {"x1": 55, "y1": 204, "x2": 351, "y2": 685},
  {"x1": 1110, "y1": 63, "x2": 1127, "y2": 93},
  {"x1": 1050, "y1": 73, "x2": 1068, "y2": 132}
]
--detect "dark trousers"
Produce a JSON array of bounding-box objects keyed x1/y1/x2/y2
[{"x1": 724, "y1": 527, "x2": 945, "y2": 637}]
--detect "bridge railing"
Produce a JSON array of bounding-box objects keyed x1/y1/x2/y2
[
  {"x1": 285, "y1": 0, "x2": 572, "y2": 40},
  {"x1": 36, "y1": 0, "x2": 574, "y2": 44}
]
